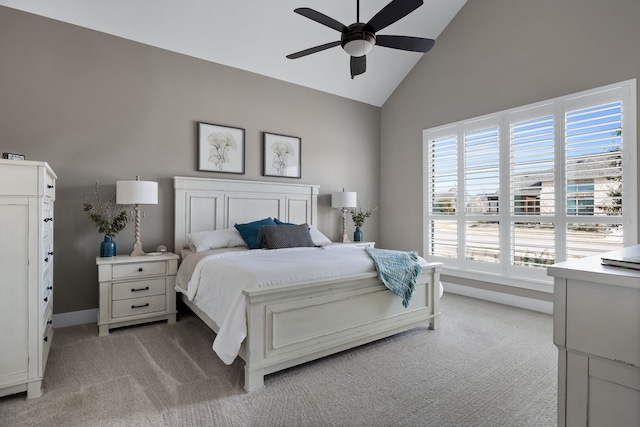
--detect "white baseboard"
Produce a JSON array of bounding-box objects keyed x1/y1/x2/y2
[
  {"x1": 443, "y1": 282, "x2": 553, "y2": 314},
  {"x1": 53, "y1": 308, "x2": 98, "y2": 328}
]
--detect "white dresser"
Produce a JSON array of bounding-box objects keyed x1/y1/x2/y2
[
  {"x1": 96, "y1": 253, "x2": 178, "y2": 336},
  {"x1": 548, "y1": 247, "x2": 640, "y2": 427},
  {"x1": 0, "y1": 159, "x2": 56, "y2": 399}
]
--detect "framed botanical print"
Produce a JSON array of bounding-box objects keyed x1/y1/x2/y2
[
  {"x1": 262, "y1": 132, "x2": 301, "y2": 179},
  {"x1": 198, "y1": 122, "x2": 245, "y2": 174}
]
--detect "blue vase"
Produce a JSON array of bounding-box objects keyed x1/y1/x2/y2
[
  {"x1": 354, "y1": 226, "x2": 363, "y2": 242},
  {"x1": 100, "y1": 236, "x2": 116, "y2": 257}
]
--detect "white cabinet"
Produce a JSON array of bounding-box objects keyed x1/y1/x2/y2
[
  {"x1": 0, "y1": 159, "x2": 56, "y2": 399},
  {"x1": 548, "y1": 247, "x2": 640, "y2": 427},
  {"x1": 96, "y1": 253, "x2": 178, "y2": 336}
]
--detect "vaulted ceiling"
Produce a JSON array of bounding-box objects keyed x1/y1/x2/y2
[{"x1": 0, "y1": 0, "x2": 466, "y2": 106}]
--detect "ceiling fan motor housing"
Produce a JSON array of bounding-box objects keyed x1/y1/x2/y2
[{"x1": 341, "y1": 23, "x2": 376, "y2": 57}]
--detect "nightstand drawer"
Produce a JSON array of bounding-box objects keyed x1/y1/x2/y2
[
  {"x1": 112, "y1": 261, "x2": 166, "y2": 279},
  {"x1": 112, "y1": 278, "x2": 166, "y2": 301},
  {"x1": 112, "y1": 295, "x2": 166, "y2": 318}
]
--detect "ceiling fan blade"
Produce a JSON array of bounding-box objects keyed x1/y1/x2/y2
[
  {"x1": 366, "y1": 0, "x2": 423, "y2": 33},
  {"x1": 350, "y1": 55, "x2": 366, "y2": 79},
  {"x1": 286, "y1": 41, "x2": 341, "y2": 59},
  {"x1": 294, "y1": 8, "x2": 348, "y2": 33},
  {"x1": 375, "y1": 35, "x2": 435, "y2": 52}
]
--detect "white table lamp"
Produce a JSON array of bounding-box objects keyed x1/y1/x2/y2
[
  {"x1": 331, "y1": 189, "x2": 357, "y2": 243},
  {"x1": 116, "y1": 176, "x2": 158, "y2": 257}
]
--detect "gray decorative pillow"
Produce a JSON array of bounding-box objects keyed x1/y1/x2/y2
[{"x1": 257, "y1": 224, "x2": 316, "y2": 249}]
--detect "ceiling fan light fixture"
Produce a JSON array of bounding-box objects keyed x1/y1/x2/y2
[
  {"x1": 343, "y1": 38, "x2": 374, "y2": 57},
  {"x1": 341, "y1": 29, "x2": 376, "y2": 57}
]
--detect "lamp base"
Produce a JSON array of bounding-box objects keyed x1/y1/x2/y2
[
  {"x1": 129, "y1": 242, "x2": 145, "y2": 257},
  {"x1": 341, "y1": 233, "x2": 351, "y2": 243}
]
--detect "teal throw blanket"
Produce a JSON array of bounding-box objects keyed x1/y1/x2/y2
[{"x1": 365, "y1": 247, "x2": 423, "y2": 307}]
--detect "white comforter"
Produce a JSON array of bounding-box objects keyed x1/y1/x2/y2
[{"x1": 176, "y1": 246, "x2": 438, "y2": 365}]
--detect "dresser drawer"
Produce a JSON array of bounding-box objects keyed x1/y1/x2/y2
[
  {"x1": 112, "y1": 278, "x2": 166, "y2": 301},
  {"x1": 42, "y1": 201, "x2": 53, "y2": 233},
  {"x1": 112, "y1": 261, "x2": 166, "y2": 279},
  {"x1": 42, "y1": 302, "x2": 53, "y2": 332},
  {"x1": 42, "y1": 321, "x2": 54, "y2": 374},
  {"x1": 112, "y1": 295, "x2": 166, "y2": 319},
  {"x1": 42, "y1": 287, "x2": 52, "y2": 316},
  {"x1": 44, "y1": 173, "x2": 55, "y2": 200},
  {"x1": 566, "y1": 279, "x2": 640, "y2": 367}
]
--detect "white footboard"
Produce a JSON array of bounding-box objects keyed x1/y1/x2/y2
[{"x1": 242, "y1": 263, "x2": 441, "y2": 392}]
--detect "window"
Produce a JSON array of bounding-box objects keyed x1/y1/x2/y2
[{"x1": 424, "y1": 80, "x2": 637, "y2": 287}]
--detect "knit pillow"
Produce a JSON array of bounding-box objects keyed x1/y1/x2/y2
[
  {"x1": 273, "y1": 219, "x2": 332, "y2": 246},
  {"x1": 257, "y1": 224, "x2": 316, "y2": 249}
]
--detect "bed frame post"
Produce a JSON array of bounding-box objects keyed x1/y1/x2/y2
[
  {"x1": 429, "y1": 266, "x2": 441, "y2": 330},
  {"x1": 243, "y1": 291, "x2": 266, "y2": 392}
]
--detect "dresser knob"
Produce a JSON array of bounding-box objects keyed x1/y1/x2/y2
[
  {"x1": 44, "y1": 257, "x2": 49, "y2": 263},
  {"x1": 47, "y1": 286, "x2": 53, "y2": 290},
  {"x1": 48, "y1": 251, "x2": 54, "y2": 256},
  {"x1": 47, "y1": 320, "x2": 53, "y2": 325},
  {"x1": 44, "y1": 336, "x2": 48, "y2": 342},
  {"x1": 43, "y1": 297, "x2": 48, "y2": 302},
  {"x1": 47, "y1": 184, "x2": 54, "y2": 189},
  {"x1": 138, "y1": 267, "x2": 143, "y2": 272}
]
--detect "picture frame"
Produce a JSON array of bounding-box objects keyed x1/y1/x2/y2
[
  {"x1": 197, "y1": 122, "x2": 245, "y2": 174},
  {"x1": 262, "y1": 132, "x2": 301, "y2": 179}
]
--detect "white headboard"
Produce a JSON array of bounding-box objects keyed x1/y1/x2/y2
[{"x1": 173, "y1": 176, "x2": 319, "y2": 251}]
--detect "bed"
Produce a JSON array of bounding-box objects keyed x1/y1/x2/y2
[{"x1": 173, "y1": 176, "x2": 442, "y2": 392}]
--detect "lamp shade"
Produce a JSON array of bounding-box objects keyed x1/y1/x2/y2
[
  {"x1": 331, "y1": 191, "x2": 357, "y2": 208},
  {"x1": 116, "y1": 180, "x2": 158, "y2": 205}
]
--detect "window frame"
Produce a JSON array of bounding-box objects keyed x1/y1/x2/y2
[{"x1": 423, "y1": 79, "x2": 637, "y2": 291}]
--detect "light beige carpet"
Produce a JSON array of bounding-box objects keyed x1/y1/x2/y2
[{"x1": 0, "y1": 293, "x2": 557, "y2": 426}]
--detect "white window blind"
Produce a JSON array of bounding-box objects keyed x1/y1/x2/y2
[
  {"x1": 423, "y1": 80, "x2": 637, "y2": 288},
  {"x1": 427, "y1": 127, "x2": 458, "y2": 259}
]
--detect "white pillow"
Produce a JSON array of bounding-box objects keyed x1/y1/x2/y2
[
  {"x1": 186, "y1": 229, "x2": 248, "y2": 252},
  {"x1": 308, "y1": 225, "x2": 332, "y2": 246}
]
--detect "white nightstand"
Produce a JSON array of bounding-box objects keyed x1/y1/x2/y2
[
  {"x1": 96, "y1": 252, "x2": 179, "y2": 336},
  {"x1": 330, "y1": 241, "x2": 375, "y2": 248}
]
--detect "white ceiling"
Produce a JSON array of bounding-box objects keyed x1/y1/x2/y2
[{"x1": 0, "y1": 0, "x2": 466, "y2": 106}]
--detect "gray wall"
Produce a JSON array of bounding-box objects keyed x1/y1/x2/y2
[
  {"x1": 380, "y1": 0, "x2": 640, "y2": 301},
  {"x1": 0, "y1": 7, "x2": 381, "y2": 314}
]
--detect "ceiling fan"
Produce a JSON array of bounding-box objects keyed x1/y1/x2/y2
[{"x1": 286, "y1": 0, "x2": 435, "y2": 79}]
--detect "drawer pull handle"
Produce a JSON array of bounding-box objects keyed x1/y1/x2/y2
[
  {"x1": 44, "y1": 217, "x2": 53, "y2": 222},
  {"x1": 47, "y1": 286, "x2": 53, "y2": 290},
  {"x1": 131, "y1": 303, "x2": 150, "y2": 309},
  {"x1": 138, "y1": 267, "x2": 143, "y2": 272},
  {"x1": 47, "y1": 184, "x2": 54, "y2": 189},
  {"x1": 44, "y1": 336, "x2": 48, "y2": 342},
  {"x1": 131, "y1": 286, "x2": 150, "y2": 292},
  {"x1": 47, "y1": 320, "x2": 53, "y2": 325},
  {"x1": 44, "y1": 257, "x2": 49, "y2": 262},
  {"x1": 48, "y1": 251, "x2": 54, "y2": 256},
  {"x1": 44, "y1": 297, "x2": 48, "y2": 302}
]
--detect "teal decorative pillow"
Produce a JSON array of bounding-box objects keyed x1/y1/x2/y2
[
  {"x1": 274, "y1": 218, "x2": 295, "y2": 226},
  {"x1": 257, "y1": 224, "x2": 316, "y2": 249},
  {"x1": 234, "y1": 217, "x2": 277, "y2": 249}
]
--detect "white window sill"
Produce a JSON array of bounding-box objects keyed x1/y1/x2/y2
[{"x1": 440, "y1": 266, "x2": 554, "y2": 294}]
